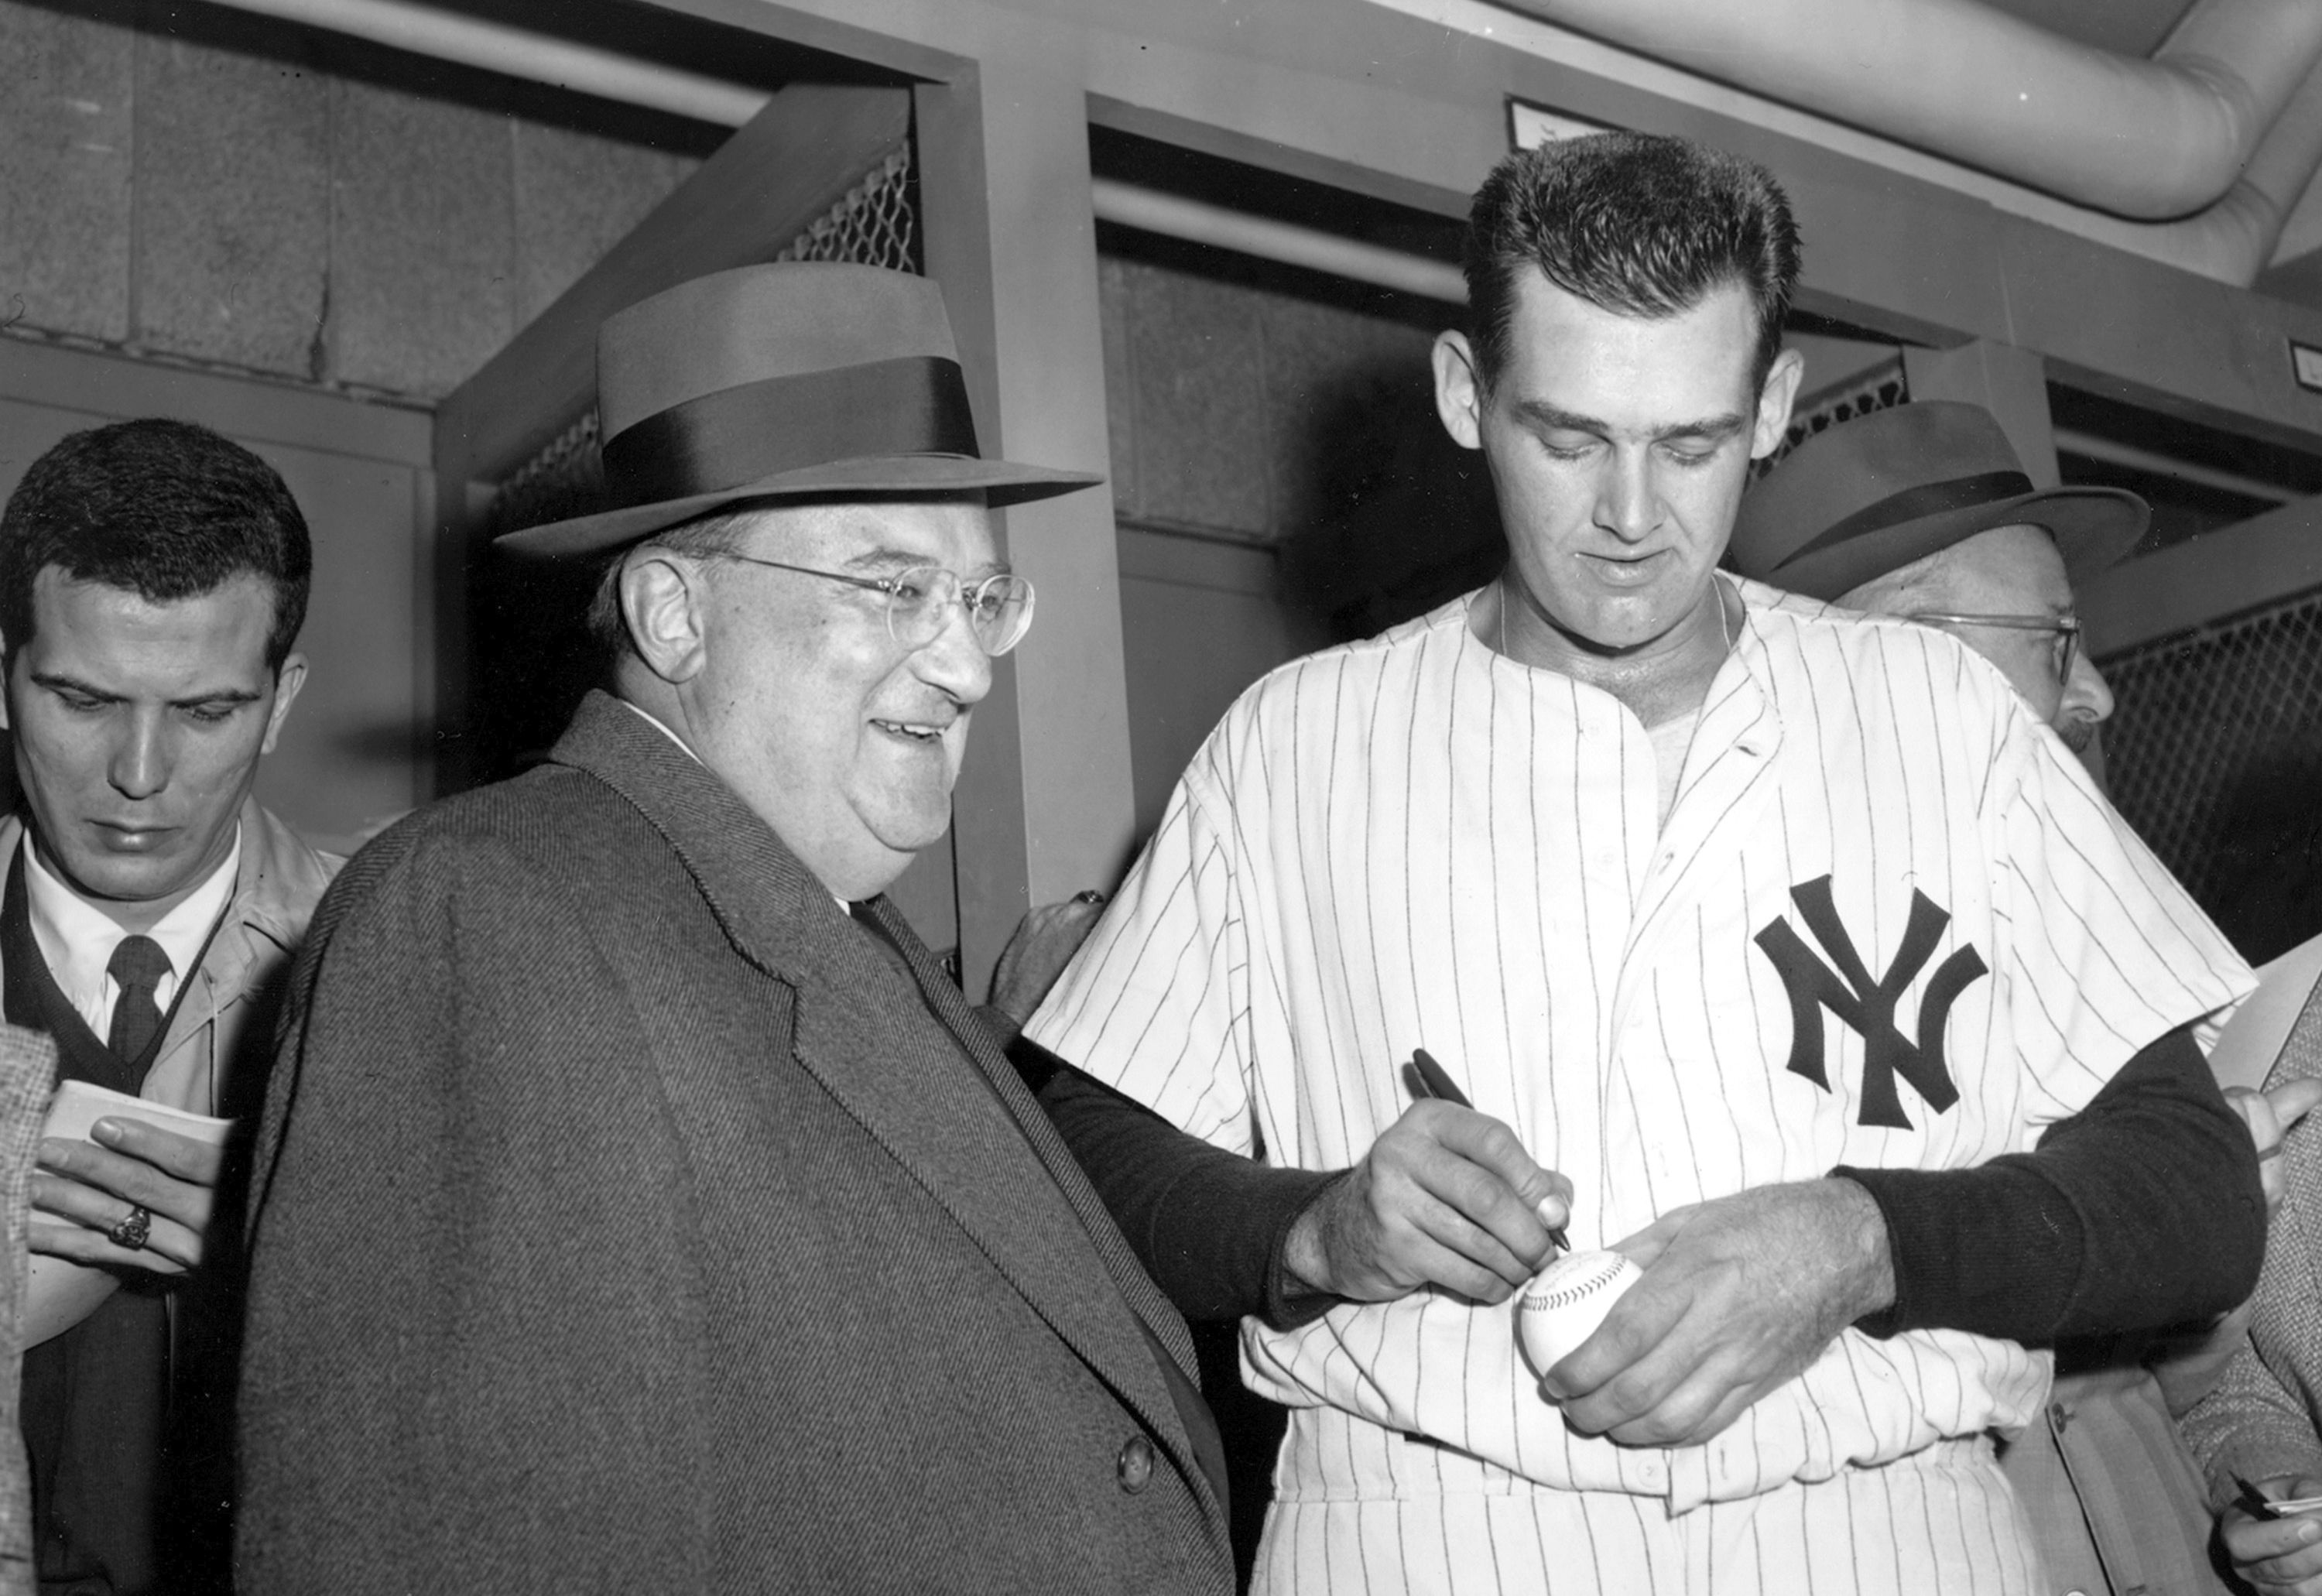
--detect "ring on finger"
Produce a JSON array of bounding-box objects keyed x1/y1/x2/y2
[{"x1": 105, "y1": 1205, "x2": 151, "y2": 1251}]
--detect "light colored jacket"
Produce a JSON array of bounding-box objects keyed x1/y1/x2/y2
[{"x1": 0, "y1": 796, "x2": 340, "y2": 1116}]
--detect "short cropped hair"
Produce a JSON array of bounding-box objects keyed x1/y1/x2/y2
[
  {"x1": 1463, "y1": 132, "x2": 1802, "y2": 399},
  {"x1": 0, "y1": 418, "x2": 311, "y2": 671}
]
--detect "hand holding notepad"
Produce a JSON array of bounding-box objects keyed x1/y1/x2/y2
[
  {"x1": 41, "y1": 1080, "x2": 233, "y2": 1151},
  {"x1": 32, "y1": 1081, "x2": 233, "y2": 1276}
]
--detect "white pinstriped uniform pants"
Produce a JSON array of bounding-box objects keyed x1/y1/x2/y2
[{"x1": 1252, "y1": 1437, "x2": 2045, "y2": 1596}]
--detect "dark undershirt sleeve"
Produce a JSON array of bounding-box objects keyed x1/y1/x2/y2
[
  {"x1": 1837, "y1": 1022, "x2": 2266, "y2": 1344},
  {"x1": 1004, "y1": 1030, "x2": 1344, "y2": 1330}
]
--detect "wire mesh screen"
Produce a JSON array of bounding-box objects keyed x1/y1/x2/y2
[
  {"x1": 1751, "y1": 355, "x2": 1909, "y2": 483},
  {"x1": 483, "y1": 139, "x2": 919, "y2": 538},
  {"x1": 485, "y1": 409, "x2": 604, "y2": 546},
  {"x1": 772, "y1": 143, "x2": 916, "y2": 270},
  {"x1": 2100, "y1": 595, "x2": 2322, "y2": 961}
]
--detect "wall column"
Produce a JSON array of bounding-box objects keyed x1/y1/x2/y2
[
  {"x1": 916, "y1": 57, "x2": 1138, "y2": 998},
  {"x1": 1902, "y1": 339, "x2": 2060, "y2": 486}
]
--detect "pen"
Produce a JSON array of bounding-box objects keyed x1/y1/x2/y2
[
  {"x1": 1408, "y1": 1047, "x2": 1469, "y2": 1109},
  {"x1": 2235, "y1": 1474, "x2": 2285, "y2": 1522},
  {"x1": 1406, "y1": 1047, "x2": 1569, "y2": 1253}
]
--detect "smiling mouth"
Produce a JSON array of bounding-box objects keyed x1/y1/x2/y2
[{"x1": 871, "y1": 718, "x2": 949, "y2": 745}]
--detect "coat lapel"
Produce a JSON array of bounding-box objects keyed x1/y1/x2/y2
[
  {"x1": 854, "y1": 894, "x2": 1205, "y2": 1383},
  {"x1": 550, "y1": 695, "x2": 1211, "y2": 1494}
]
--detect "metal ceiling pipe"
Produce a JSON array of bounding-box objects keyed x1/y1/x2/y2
[
  {"x1": 1490, "y1": 0, "x2": 2322, "y2": 223},
  {"x1": 1089, "y1": 180, "x2": 1468, "y2": 303},
  {"x1": 200, "y1": 0, "x2": 771, "y2": 125},
  {"x1": 2053, "y1": 429, "x2": 2297, "y2": 505}
]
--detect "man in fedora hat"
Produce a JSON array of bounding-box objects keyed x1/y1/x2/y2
[
  {"x1": 234, "y1": 262, "x2": 1236, "y2": 1592},
  {"x1": 1732, "y1": 399, "x2": 2317, "y2": 1596},
  {"x1": 1730, "y1": 399, "x2": 2136, "y2": 765},
  {"x1": 1021, "y1": 134, "x2": 2265, "y2": 1592}
]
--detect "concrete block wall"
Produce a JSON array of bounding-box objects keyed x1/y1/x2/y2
[
  {"x1": 1095, "y1": 247, "x2": 1506, "y2": 837},
  {"x1": 1096, "y1": 248, "x2": 1505, "y2": 652},
  {"x1": 0, "y1": 0, "x2": 699, "y2": 400},
  {"x1": 1098, "y1": 252, "x2": 1449, "y2": 546}
]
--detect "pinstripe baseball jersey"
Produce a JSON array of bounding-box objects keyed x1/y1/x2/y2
[{"x1": 1029, "y1": 577, "x2": 2253, "y2": 1594}]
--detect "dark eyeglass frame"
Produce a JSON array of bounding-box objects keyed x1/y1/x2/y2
[
  {"x1": 702, "y1": 551, "x2": 1036, "y2": 656},
  {"x1": 1903, "y1": 611, "x2": 2081, "y2": 687}
]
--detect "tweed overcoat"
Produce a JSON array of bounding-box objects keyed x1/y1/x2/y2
[{"x1": 235, "y1": 692, "x2": 1234, "y2": 1593}]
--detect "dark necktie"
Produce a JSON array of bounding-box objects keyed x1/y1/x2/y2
[{"x1": 105, "y1": 934, "x2": 172, "y2": 1064}]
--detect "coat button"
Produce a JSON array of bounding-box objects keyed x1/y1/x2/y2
[
  {"x1": 2048, "y1": 1401, "x2": 2070, "y2": 1433},
  {"x1": 1116, "y1": 1435, "x2": 1155, "y2": 1492}
]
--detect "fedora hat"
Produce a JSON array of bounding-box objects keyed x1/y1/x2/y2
[
  {"x1": 1728, "y1": 401, "x2": 2146, "y2": 601},
  {"x1": 498, "y1": 263, "x2": 1098, "y2": 557}
]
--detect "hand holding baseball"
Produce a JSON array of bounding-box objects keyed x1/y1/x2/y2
[
  {"x1": 2223, "y1": 1473, "x2": 2322, "y2": 1594},
  {"x1": 1284, "y1": 1099, "x2": 1570, "y2": 1305},
  {"x1": 1542, "y1": 1177, "x2": 1894, "y2": 1447}
]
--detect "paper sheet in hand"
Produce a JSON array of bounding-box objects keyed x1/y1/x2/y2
[
  {"x1": 41, "y1": 1080, "x2": 232, "y2": 1147},
  {"x1": 2207, "y1": 931, "x2": 2322, "y2": 1094}
]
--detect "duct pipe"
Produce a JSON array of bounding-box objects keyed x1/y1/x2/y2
[
  {"x1": 202, "y1": 0, "x2": 771, "y2": 125},
  {"x1": 2060, "y1": 52, "x2": 2322, "y2": 283},
  {"x1": 1491, "y1": 0, "x2": 2322, "y2": 222}
]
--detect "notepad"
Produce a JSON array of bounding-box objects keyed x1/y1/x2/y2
[
  {"x1": 42, "y1": 1080, "x2": 233, "y2": 1147},
  {"x1": 2209, "y1": 931, "x2": 2322, "y2": 1094}
]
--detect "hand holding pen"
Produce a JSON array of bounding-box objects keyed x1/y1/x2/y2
[
  {"x1": 1280, "y1": 1047, "x2": 1572, "y2": 1305},
  {"x1": 2224, "y1": 1473, "x2": 2322, "y2": 1591},
  {"x1": 1403, "y1": 1048, "x2": 1569, "y2": 1253}
]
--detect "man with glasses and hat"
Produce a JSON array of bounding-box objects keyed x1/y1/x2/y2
[
  {"x1": 1729, "y1": 398, "x2": 2320, "y2": 1596},
  {"x1": 235, "y1": 262, "x2": 1237, "y2": 1593},
  {"x1": 1729, "y1": 399, "x2": 2130, "y2": 768}
]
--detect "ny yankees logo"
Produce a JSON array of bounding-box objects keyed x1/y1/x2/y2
[{"x1": 1753, "y1": 875, "x2": 1988, "y2": 1130}]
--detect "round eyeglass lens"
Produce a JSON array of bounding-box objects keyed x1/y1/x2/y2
[{"x1": 885, "y1": 567, "x2": 1036, "y2": 656}]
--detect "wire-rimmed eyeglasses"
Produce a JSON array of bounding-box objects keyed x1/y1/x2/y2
[
  {"x1": 704, "y1": 553, "x2": 1036, "y2": 656},
  {"x1": 1904, "y1": 611, "x2": 2081, "y2": 687}
]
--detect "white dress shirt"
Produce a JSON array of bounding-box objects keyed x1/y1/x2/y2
[{"x1": 23, "y1": 827, "x2": 241, "y2": 1044}]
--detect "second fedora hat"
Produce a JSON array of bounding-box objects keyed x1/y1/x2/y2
[{"x1": 1729, "y1": 402, "x2": 2146, "y2": 601}]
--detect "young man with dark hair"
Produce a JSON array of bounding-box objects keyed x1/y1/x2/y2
[
  {"x1": 1025, "y1": 132, "x2": 2262, "y2": 1591},
  {"x1": 1, "y1": 418, "x2": 337, "y2": 1594}
]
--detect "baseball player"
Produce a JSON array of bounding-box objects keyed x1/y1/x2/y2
[{"x1": 1026, "y1": 133, "x2": 2263, "y2": 1594}]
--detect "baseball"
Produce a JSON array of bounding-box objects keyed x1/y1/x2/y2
[{"x1": 1515, "y1": 1249, "x2": 1642, "y2": 1379}]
